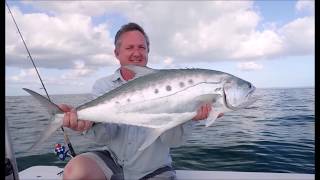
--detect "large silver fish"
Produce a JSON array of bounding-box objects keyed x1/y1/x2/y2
[{"x1": 23, "y1": 65, "x2": 257, "y2": 151}]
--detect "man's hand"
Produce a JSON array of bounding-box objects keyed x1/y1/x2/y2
[
  {"x1": 59, "y1": 104, "x2": 93, "y2": 132},
  {"x1": 193, "y1": 103, "x2": 224, "y2": 121}
]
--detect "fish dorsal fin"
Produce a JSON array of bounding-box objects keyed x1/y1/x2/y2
[{"x1": 122, "y1": 65, "x2": 158, "y2": 78}]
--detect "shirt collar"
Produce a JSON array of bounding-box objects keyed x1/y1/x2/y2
[{"x1": 111, "y1": 68, "x2": 126, "y2": 83}]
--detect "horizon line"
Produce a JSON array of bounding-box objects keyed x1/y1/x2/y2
[{"x1": 5, "y1": 86, "x2": 315, "y2": 97}]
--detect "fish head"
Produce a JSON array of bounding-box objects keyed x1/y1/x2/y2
[{"x1": 222, "y1": 76, "x2": 257, "y2": 110}]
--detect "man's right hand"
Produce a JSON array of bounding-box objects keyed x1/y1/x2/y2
[{"x1": 59, "y1": 104, "x2": 94, "y2": 132}]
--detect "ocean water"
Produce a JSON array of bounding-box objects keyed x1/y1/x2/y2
[{"x1": 5, "y1": 88, "x2": 314, "y2": 174}]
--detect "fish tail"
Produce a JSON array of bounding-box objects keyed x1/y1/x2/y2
[
  {"x1": 22, "y1": 88, "x2": 64, "y2": 151},
  {"x1": 23, "y1": 88, "x2": 63, "y2": 115}
]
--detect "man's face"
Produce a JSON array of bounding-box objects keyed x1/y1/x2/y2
[{"x1": 114, "y1": 30, "x2": 148, "y2": 67}]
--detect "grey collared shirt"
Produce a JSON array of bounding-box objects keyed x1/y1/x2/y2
[{"x1": 84, "y1": 68, "x2": 195, "y2": 179}]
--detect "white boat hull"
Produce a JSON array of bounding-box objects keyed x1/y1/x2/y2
[{"x1": 19, "y1": 166, "x2": 314, "y2": 180}]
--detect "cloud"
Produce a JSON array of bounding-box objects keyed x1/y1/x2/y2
[
  {"x1": 237, "y1": 61, "x2": 263, "y2": 71},
  {"x1": 120, "y1": 1, "x2": 314, "y2": 62},
  {"x1": 6, "y1": 68, "x2": 40, "y2": 84},
  {"x1": 6, "y1": 1, "x2": 314, "y2": 69},
  {"x1": 125, "y1": 1, "x2": 263, "y2": 62},
  {"x1": 232, "y1": 30, "x2": 283, "y2": 59},
  {"x1": 6, "y1": 66, "x2": 93, "y2": 87},
  {"x1": 61, "y1": 61, "x2": 95, "y2": 80},
  {"x1": 5, "y1": 5, "x2": 116, "y2": 70},
  {"x1": 279, "y1": 16, "x2": 314, "y2": 56},
  {"x1": 6, "y1": 60, "x2": 97, "y2": 87},
  {"x1": 163, "y1": 57, "x2": 173, "y2": 65},
  {"x1": 295, "y1": 0, "x2": 314, "y2": 14},
  {"x1": 22, "y1": 1, "x2": 131, "y2": 16}
]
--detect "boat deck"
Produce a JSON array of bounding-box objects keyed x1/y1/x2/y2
[{"x1": 19, "y1": 166, "x2": 314, "y2": 180}]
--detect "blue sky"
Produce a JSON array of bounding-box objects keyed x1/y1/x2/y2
[{"x1": 5, "y1": 1, "x2": 314, "y2": 96}]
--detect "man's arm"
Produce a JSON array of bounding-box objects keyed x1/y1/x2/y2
[{"x1": 59, "y1": 103, "x2": 119, "y2": 145}]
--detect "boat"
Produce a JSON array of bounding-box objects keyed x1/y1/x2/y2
[
  {"x1": 6, "y1": 118, "x2": 315, "y2": 180},
  {"x1": 18, "y1": 165, "x2": 314, "y2": 180}
]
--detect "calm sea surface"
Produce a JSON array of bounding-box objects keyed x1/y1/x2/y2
[{"x1": 5, "y1": 88, "x2": 314, "y2": 174}]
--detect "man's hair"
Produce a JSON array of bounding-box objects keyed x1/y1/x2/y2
[{"x1": 114, "y1": 22, "x2": 150, "y2": 52}]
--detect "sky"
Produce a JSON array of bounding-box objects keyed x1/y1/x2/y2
[{"x1": 5, "y1": 0, "x2": 315, "y2": 96}]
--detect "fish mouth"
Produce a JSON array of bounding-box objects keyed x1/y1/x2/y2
[
  {"x1": 243, "y1": 86, "x2": 258, "y2": 108},
  {"x1": 223, "y1": 86, "x2": 257, "y2": 110},
  {"x1": 246, "y1": 85, "x2": 256, "y2": 98}
]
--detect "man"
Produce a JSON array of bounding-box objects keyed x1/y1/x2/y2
[{"x1": 61, "y1": 22, "x2": 222, "y2": 180}]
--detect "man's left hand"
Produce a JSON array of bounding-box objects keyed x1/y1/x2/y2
[{"x1": 192, "y1": 103, "x2": 224, "y2": 121}]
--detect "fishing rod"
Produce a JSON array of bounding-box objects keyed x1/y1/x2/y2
[{"x1": 6, "y1": 1, "x2": 77, "y2": 158}]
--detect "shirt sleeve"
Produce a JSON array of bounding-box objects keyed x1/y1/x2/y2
[
  {"x1": 82, "y1": 123, "x2": 119, "y2": 145},
  {"x1": 159, "y1": 120, "x2": 196, "y2": 147},
  {"x1": 91, "y1": 78, "x2": 111, "y2": 98}
]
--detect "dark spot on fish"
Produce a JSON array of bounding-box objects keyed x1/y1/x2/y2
[
  {"x1": 154, "y1": 89, "x2": 159, "y2": 94},
  {"x1": 166, "y1": 85, "x2": 172, "y2": 91},
  {"x1": 127, "y1": 99, "x2": 130, "y2": 102},
  {"x1": 115, "y1": 101, "x2": 119, "y2": 104},
  {"x1": 188, "y1": 79, "x2": 193, "y2": 84},
  {"x1": 179, "y1": 82, "x2": 185, "y2": 88}
]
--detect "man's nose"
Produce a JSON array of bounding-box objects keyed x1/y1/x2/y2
[{"x1": 132, "y1": 49, "x2": 141, "y2": 56}]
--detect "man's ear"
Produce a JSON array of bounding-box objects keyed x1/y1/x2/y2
[{"x1": 114, "y1": 49, "x2": 119, "y2": 57}]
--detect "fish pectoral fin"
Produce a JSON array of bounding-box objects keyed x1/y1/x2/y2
[
  {"x1": 205, "y1": 110, "x2": 222, "y2": 127},
  {"x1": 136, "y1": 112, "x2": 197, "y2": 151},
  {"x1": 122, "y1": 65, "x2": 159, "y2": 79},
  {"x1": 192, "y1": 94, "x2": 223, "y2": 127}
]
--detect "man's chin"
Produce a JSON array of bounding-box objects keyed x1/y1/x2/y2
[{"x1": 131, "y1": 62, "x2": 147, "y2": 66}]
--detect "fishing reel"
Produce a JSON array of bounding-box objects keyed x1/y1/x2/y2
[{"x1": 54, "y1": 143, "x2": 72, "y2": 161}]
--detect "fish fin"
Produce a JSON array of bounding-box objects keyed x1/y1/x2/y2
[
  {"x1": 23, "y1": 88, "x2": 63, "y2": 115},
  {"x1": 193, "y1": 94, "x2": 223, "y2": 127},
  {"x1": 127, "y1": 112, "x2": 196, "y2": 151},
  {"x1": 205, "y1": 110, "x2": 222, "y2": 127},
  {"x1": 26, "y1": 116, "x2": 63, "y2": 151},
  {"x1": 138, "y1": 128, "x2": 164, "y2": 151},
  {"x1": 122, "y1": 65, "x2": 158, "y2": 78},
  {"x1": 22, "y1": 88, "x2": 64, "y2": 150},
  {"x1": 194, "y1": 94, "x2": 222, "y2": 104}
]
